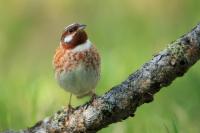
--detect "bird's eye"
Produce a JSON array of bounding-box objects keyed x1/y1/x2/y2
[
  {"x1": 68, "y1": 26, "x2": 78, "y2": 33},
  {"x1": 68, "y1": 29, "x2": 73, "y2": 33}
]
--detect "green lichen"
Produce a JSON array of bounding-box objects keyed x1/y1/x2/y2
[
  {"x1": 166, "y1": 40, "x2": 189, "y2": 67},
  {"x1": 167, "y1": 40, "x2": 185, "y2": 58}
]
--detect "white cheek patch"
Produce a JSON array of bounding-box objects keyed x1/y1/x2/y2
[
  {"x1": 72, "y1": 40, "x2": 92, "y2": 52},
  {"x1": 64, "y1": 34, "x2": 73, "y2": 43}
]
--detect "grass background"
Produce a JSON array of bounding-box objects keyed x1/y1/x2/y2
[{"x1": 0, "y1": 0, "x2": 200, "y2": 132}]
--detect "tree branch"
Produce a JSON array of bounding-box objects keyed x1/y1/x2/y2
[{"x1": 3, "y1": 23, "x2": 200, "y2": 133}]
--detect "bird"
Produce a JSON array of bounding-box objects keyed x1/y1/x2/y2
[{"x1": 53, "y1": 23, "x2": 101, "y2": 110}]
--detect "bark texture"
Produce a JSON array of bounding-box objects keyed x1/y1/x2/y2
[{"x1": 2, "y1": 23, "x2": 200, "y2": 133}]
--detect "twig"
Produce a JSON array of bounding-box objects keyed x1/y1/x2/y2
[{"x1": 2, "y1": 23, "x2": 200, "y2": 133}]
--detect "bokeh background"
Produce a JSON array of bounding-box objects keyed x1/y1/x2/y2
[{"x1": 0, "y1": 0, "x2": 200, "y2": 132}]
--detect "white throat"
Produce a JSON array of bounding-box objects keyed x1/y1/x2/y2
[{"x1": 72, "y1": 39, "x2": 92, "y2": 52}]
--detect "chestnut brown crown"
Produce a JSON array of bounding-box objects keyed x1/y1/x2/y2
[{"x1": 60, "y1": 23, "x2": 88, "y2": 49}]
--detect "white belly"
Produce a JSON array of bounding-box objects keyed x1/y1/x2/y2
[{"x1": 56, "y1": 64, "x2": 99, "y2": 97}]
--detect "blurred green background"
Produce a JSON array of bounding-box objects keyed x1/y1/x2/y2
[{"x1": 0, "y1": 0, "x2": 200, "y2": 132}]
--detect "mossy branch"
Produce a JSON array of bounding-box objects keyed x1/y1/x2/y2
[{"x1": 3, "y1": 23, "x2": 200, "y2": 133}]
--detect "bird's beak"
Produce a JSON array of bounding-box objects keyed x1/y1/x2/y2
[{"x1": 78, "y1": 24, "x2": 87, "y2": 30}]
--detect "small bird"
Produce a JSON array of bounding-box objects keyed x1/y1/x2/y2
[{"x1": 53, "y1": 23, "x2": 101, "y2": 109}]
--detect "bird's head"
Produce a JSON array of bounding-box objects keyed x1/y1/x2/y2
[{"x1": 60, "y1": 23, "x2": 88, "y2": 49}]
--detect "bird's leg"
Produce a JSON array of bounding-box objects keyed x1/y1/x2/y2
[
  {"x1": 83, "y1": 89, "x2": 98, "y2": 109},
  {"x1": 68, "y1": 93, "x2": 72, "y2": 108},
  {"x1": 90, "y1": 88, "x2": 98, "y2": 101},
  {"x1": 66, "y1": 93, "x2": 73, "y2": 120}
]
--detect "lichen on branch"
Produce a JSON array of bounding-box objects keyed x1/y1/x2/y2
[{"x1": 3, "y1": 23, "x2": 200, "y2": 133}]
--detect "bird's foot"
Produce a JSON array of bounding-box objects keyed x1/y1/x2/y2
[
  {"x1": 90, "y1": 93, "x2": 98, "y2": 101},
  {"x1": 66, "y1": 104, "x2": 74, "y2": 120}
]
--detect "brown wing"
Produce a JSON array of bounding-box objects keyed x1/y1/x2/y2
[{"x1": 53, "y1": 46, "x2": 65, "y2": 71}]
